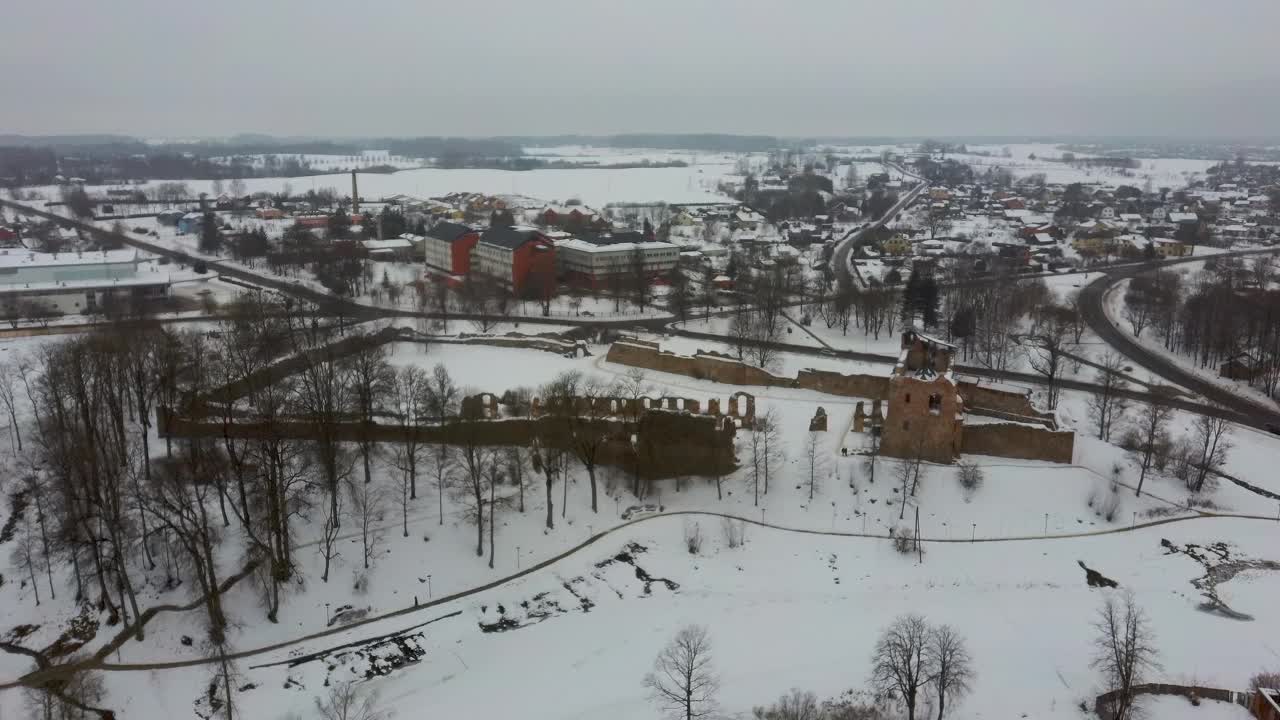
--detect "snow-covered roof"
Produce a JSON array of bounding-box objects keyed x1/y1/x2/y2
[
  {"x1": 0, "y1": 248, "x2": 139, "y2": 270},
  {"x1": 361, "y1": 239, "x2": 413, "y2": 250},
  {"x1": 1169, "y1": 212, "x2": 1198, "y2": 223},
  {"x1": 555, "y1": 238, "x2": 676, "y2": 254}
]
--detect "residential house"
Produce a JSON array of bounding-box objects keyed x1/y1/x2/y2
[
  {"x1": 882, "y1": 234, "x2": 913, "y2": 256},
  {"x1": 1219, "y1": 352, "x2": 1260, "y2": 381},
  {"x1": 176, "y1": 212, "x2": 205, "y2": 235},
  {"x1": 1149, "y1": 237, "x2": 1191, "y2": 258}
]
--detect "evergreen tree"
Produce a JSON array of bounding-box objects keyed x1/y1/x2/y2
[
  {"x1": 198, "y1": 212, "x2": 223, "y2": 254},
  {"x1": 900, "y1": 265, "x2": 940, "y2": 329}
]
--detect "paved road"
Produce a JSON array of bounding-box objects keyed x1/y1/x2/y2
[
  {"x1": 1078, "y1": 248, "x2": 1280, "y2": 427},
  {"x1": 831, "y1": 164, "x2": 930, "y2": 292}
]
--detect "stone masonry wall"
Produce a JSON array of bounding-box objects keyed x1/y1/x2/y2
[
  {"x1": 960, "y1": 423, "x2": 1075, "y2": 463},
  {"x1": 607, "y1": 339, "x2": 1074, "y2": 465},
  {"x1": 795, "y1": 369, "x2": 890, "y2": 398},
  {"x1": 956, "y1": 381, "x2": 1053, "y2": 424}
]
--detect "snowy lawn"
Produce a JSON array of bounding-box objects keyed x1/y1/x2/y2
[{"x1": 80, "y1": 514, "x2": 1280, "y2": 720}]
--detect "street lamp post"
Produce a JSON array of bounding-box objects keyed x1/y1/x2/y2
[
  {"x1": 427, "y1": 574, "x2": 432, "y2": 600},
  {"x1": 325, "y1": 602, "x2": 330, "y2": 626},
  {"x1": 971, "y1": 523, "x2": 976, "y2": 542},
  {"x1": 1044, "y1": 513, "x2": 1049, "y2": 536},
  {"x1": 517, "y1": 546, "x2": 521, "y2": 570}
]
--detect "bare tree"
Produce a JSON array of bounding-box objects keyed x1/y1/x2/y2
[
  {"x1": 545, "y1": 370, "x2": 613, "y2": 513},
  {"x1": 927, "y1": 624, "x2": 974, "y2": 720},
  {"x1": 956, "y1": 461, "x2": 984, "y2": 496},
  {"x1": 1087, "y1": 352, "x2": 1129, "y2": 442},
  {"x1": 1091, "y1": 592, "x2": 1160, "y2": 720},
  {"x1": 643, "y1": 625, "x2": 720, "y2": 720},
  {"x1": 865, "y1": 428, "x2": 882, "y2": 485},
  {"x1": 1024, "y1": 308, "x2": 1071, "y2": 410},
  {"x1": 392, "y1": 365, "x2": 428, "y2": 500},
  {"x1": 1130, "y1": 399, "x2": 1172, "y2": 497},
  {"x1": 424, "y1": 364, "x2": 459, "y2": 524},
  {"x1": 453, "y1": 428, "x2": 490, "y2": 557},
  {"x1": 347, "y1": 477, "x2": 386, "y2": 571},
  {"x1": 869, "y1": 614, "x2": 932, "y2": 720},
  {"x1": 1190, "y1": 412, "x2": 1231, "y2": 493},
  {"x1": 804, "y1": 431, "x2": 825, "y2": 500},
  {"x1": 314, "y1": 681, "x2": 391, "y2": 720},
  {"x1": 752, "y1": 689, "x2": 824, "y2": 720},
  {"x1": 759, "y1": 409, "x2": 783, "y2": 497},
  {"x1": 347, "y1": 340, "x2": 395, "y2": 485},
  {"x1": 318, "y1": 487, "x2": 343, "y2": 584},
  {"x1": 0, "y1": 361, "x2": 22, "y2": 453},
  {"x1": 10, "y1": 508, "x2": 43, "y2": 606},
  {"x1": 1122, "y1": 292, "x2": 1152, "y2": 338},
  {"x1": 483, "y1": 456, "x2": 509, "y2": 570},
  {"x1": 746, "y1": 409, "x2": 783, "y2": 504}
]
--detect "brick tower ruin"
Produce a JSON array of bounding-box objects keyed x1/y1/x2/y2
[{"x1": 879, "y1": 329, "x2": 964, "y2": 464}]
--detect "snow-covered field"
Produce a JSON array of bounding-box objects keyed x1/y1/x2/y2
[
  {"x1": 952, "y1": 143, "x2": 1219, "y2": 189},
  {"x1": 2, "y1": 325, "x2": 1280, "y2": 719},
  {"x1": 85, "y1": 515, "x2": 1280, "y2": 720},
  {"x1": 31, "y1": 150, "x2": 739, "y2": 208}
]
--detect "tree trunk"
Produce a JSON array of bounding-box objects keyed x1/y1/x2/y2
[
  {"x1": 488, "y1": 482, "x2": 496, "y2": 570},
  {"x1": 587, "y1": 462, "x2": 598, "y2": 513},
  {"x1": 474, "y1": 483, "x2": 484, "y2": 558},
  {"x1": 544, "y1": 468, "x2": 555, "y2": 530}
]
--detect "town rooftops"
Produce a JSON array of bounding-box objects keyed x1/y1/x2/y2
[
  {"x1": 0, "y1": 248, "x2": 139, "y2": 270},
  {"x1": 361, "y1": 239, "x2": 413, "y2": 251},
  {"x1": 555, "y1": 238, "x2": 675, "y2": 254},
  {"x1": 574, "y1": 230, "x2": 651, "y2": 246},
  {"x1": 1169, "y1": 212, "x2": 1198, "y2": 223},
  {"x1": 480, "y1": 225, "x2": 545, "y2": 250},
  {"x1": 426, "y1": 221, "x2": 476, "y2": 243}
]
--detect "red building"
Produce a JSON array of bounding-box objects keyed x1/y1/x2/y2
[
  {"x1": 423, "y1": 221, "x2": 480, "y2": 275},
  {"x1": 474, "y1": 226, "x2": 556, "y2": 295}
]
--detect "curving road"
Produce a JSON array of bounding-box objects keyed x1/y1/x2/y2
[
  {"x1": 832, "y1": 163, "x2": 930, "y2": 292},
  {"x1": 1078, "y1": 248, "x2": 1280, "y2": 428}
]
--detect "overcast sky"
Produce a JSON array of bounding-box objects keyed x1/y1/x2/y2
[{"x1": 4, "y1": 0, "x2": 1279, "y2": 139}]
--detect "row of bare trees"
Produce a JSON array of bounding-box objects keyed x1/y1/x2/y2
[
  {"x1": 647, "y1": 594, "x2": 1160, "y2": 720},
  {"x1": 643, "y1": 618, "x2": 975, "y2": 720},
  {"x1": 1084, "y1": 351, "x2": 1233, "y2": 496},
  {"x1": 1127, "y1": 257, "x2": 1280, "y2": 398}
]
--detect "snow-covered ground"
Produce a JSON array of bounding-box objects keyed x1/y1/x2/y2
[
  {"x1": 952, "y1": 143, "x2": 1220, "y2": 189},
  {"x1": 81, "y1": 514, "x2": 1280, "y2": 720},
  {"x1": 29, "y1": 152, "x2": 738, "y2": 208},
  {"x1": 2, "y1": 325, "x2": 1279, "y2": 719}
]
